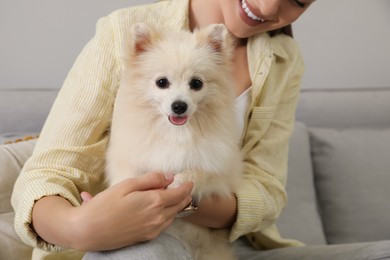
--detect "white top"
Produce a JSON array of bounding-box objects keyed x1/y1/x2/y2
[{"x1": 235, "y1": 87, "x2": 252, "y2": 139}]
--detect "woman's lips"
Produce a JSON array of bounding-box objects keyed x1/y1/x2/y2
[
  {"x1": 242, "y1": 0, "x2": 264, "y2": 21},
  {"x1": 238, "y1": 0, "x2": 265, "y2": 27}
]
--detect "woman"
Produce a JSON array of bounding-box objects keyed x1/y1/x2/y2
[{"x1": 12, "y1": 0, "x2": 314, "y2": 259}]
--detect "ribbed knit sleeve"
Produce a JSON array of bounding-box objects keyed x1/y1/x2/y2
[{"x1": 11, "y1": 15, "x2": 119, "y2": 252}]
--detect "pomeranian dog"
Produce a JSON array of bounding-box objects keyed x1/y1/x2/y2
[{"x1": 105, "y1": 23, "x2": 242, "y2": 260}]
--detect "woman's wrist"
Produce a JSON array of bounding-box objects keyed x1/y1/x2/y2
[{"x1": 185, "y1": 194, "x2": 237, "y2": 229}]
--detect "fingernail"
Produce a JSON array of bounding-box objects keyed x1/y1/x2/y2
[{"x1": 164, "y1": 173, "x2": 174, "y2": 181}]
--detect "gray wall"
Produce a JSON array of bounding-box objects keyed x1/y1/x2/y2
[
  {"x1": 294, "y1": 0, "x2": 390, "y2": 89},
  {"x1": 0, "y1": 0, "x2": 152, "y2": 89},
  {"x1": 1, "y1": 0, "x2": 389, "y2": 90}
]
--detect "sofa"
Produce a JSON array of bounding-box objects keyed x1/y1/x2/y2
[{"x1": 1, "y1": 86, "x2": 390, "y2": 259}]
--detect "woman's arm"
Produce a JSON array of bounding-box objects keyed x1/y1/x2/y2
[
  {"x1": 32, "y1": 173, "x2": 193, "y2": 252},
  {"x1": 11, "y1": 15, "x2": 119, "y2": 251}
]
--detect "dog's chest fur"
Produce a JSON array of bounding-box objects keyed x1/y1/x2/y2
[{"x1": 131, "y1": 125, "x2": 236, "y2": 175}]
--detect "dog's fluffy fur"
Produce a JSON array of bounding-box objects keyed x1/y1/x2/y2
[{"x1": 105, "y1": 23, "x2": 242, "y2": 260}]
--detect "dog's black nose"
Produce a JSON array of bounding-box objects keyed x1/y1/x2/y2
[{"x1": 171, "y1": 101, "x2": 188, "y2": 115}]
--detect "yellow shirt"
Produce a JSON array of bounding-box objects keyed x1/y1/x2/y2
[{"x1": 12, "y1": 0, "x2": 305, "y2": 258}]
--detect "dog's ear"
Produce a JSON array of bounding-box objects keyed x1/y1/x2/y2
[
  {"x1": 122, "y1": 23, "x2": 160, "y2": 65},
  {"x1": 132, "y1": 23, "x2": 157, "y2": 54},
  {"x1": 196, "y1": 24, "x2": 235, "y2": 58},
  {"x1": 123, "y1": 23, "x2": 160, "y2": 60}
]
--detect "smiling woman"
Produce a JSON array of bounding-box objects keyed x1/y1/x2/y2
[
  {"x1": 247, "y1": 0, "x2": 316, "y2": 38},
  {"x1": 4, "y1": 0, "x2": 390, "y2": 259},
  {"x1": 193, "y1": 0, "x2": 315, "y2": 39},
  {"x1": 9, "y1": 0, "x2": 320, "y2": 259},
  {"x1": 239, "y1": 0, "x2": 297, "y2": 37}
]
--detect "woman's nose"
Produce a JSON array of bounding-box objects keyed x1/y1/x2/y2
[{"x1": 258, "y1": 0, "x2": 280, "y2": 19}]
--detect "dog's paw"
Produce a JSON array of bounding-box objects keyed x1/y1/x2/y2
[{"x1": 168, "y1": 172, "x2": 192, "y2": 189}]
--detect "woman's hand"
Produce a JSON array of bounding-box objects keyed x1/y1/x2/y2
[
  {"x1": 184, "y1": 194, "x2": 237, "y2": 229},
  {"x1": 31, "y1": 172, "x2": 193, "y2": 252}
]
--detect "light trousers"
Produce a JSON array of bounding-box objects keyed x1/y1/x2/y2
[{"x1": 83, "y1": 233, "x2": 390, "y2": 260}]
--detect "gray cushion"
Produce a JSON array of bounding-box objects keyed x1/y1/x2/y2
[
  {"x1": 277, "y1": 122, "x2": 327, "y2": 245},
  {"x1": 296, "y1": 88, "x2": 390, "y2": 129},
  {"x1": 0, "y1": 89, "x2": 58, "y2": 133},
  {"x1": 310, "y1": 127, "x2": 390, "y2": 244}
]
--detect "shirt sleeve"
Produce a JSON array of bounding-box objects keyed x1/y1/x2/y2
[
  {"x1": 11, "y1": 15, "x2": 119, "y2": 251},
  {"x1": 229, "y1": 35, "x2": 305, "y2": 243}
]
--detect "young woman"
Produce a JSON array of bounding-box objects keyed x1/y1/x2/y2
[{"x1": 12, "y1": 0, "x2": 315, "y2": 259}]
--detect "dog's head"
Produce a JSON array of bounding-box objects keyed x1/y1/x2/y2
[{"x1": 122, "y1": 23, "x2": 235, "y2": 127}]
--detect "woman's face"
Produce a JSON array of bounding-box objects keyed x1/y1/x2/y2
[{"x1": 220, "y1": 0, "x2": 315, "y2": 38}]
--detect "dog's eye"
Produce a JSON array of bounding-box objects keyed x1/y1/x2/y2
[
  {"x1": 189, "y1": 78, "x2": 203, "y2": 91},
  {"x1": 156, "y1": 77, "x2": 170, "y2": 89}
]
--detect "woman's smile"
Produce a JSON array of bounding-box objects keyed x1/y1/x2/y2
[
  {"x1": 238, "y1": 0, "x2": 266, "y2": 26},
  {"x1": 238, "y1": 0, "x2": 267, "y2": 26},
  {"x1": 241, "y1": 0, "x2": 264, "y2": 22}
]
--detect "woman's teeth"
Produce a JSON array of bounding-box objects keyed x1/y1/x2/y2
[{"x1": 241, "y1": 0, "x2": 264, "y2": 22}]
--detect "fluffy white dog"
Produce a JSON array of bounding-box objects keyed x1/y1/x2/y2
[{"x1": 105, "y1": 23, "x2": 242, "y2": 260}]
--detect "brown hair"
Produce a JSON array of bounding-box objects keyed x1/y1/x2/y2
[{"x1": 268, "y1": 25, "x2": 293, "y2": 37}]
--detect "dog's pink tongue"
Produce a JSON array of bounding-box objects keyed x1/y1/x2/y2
[{"x1": 169, "y1": 115, "x2": 188, "y2": 125}]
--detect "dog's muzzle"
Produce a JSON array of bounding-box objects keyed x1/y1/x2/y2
[{"x1": 169, "y1": 101, "x2": 188, "y2": 125}]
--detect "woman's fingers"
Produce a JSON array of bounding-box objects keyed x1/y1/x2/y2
[
  {"x1": 159, "y1": 181, "x2": 194, "y2": 207},
  {"x1": 80, "y1": 191, "x2": 94, "y2": 205},
  {"x1": 117, "y1": 172, "x2": 175, "y2": 195},
  {"x1": 155, "y1": 182, "x2": 194, "y2": 220}
]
